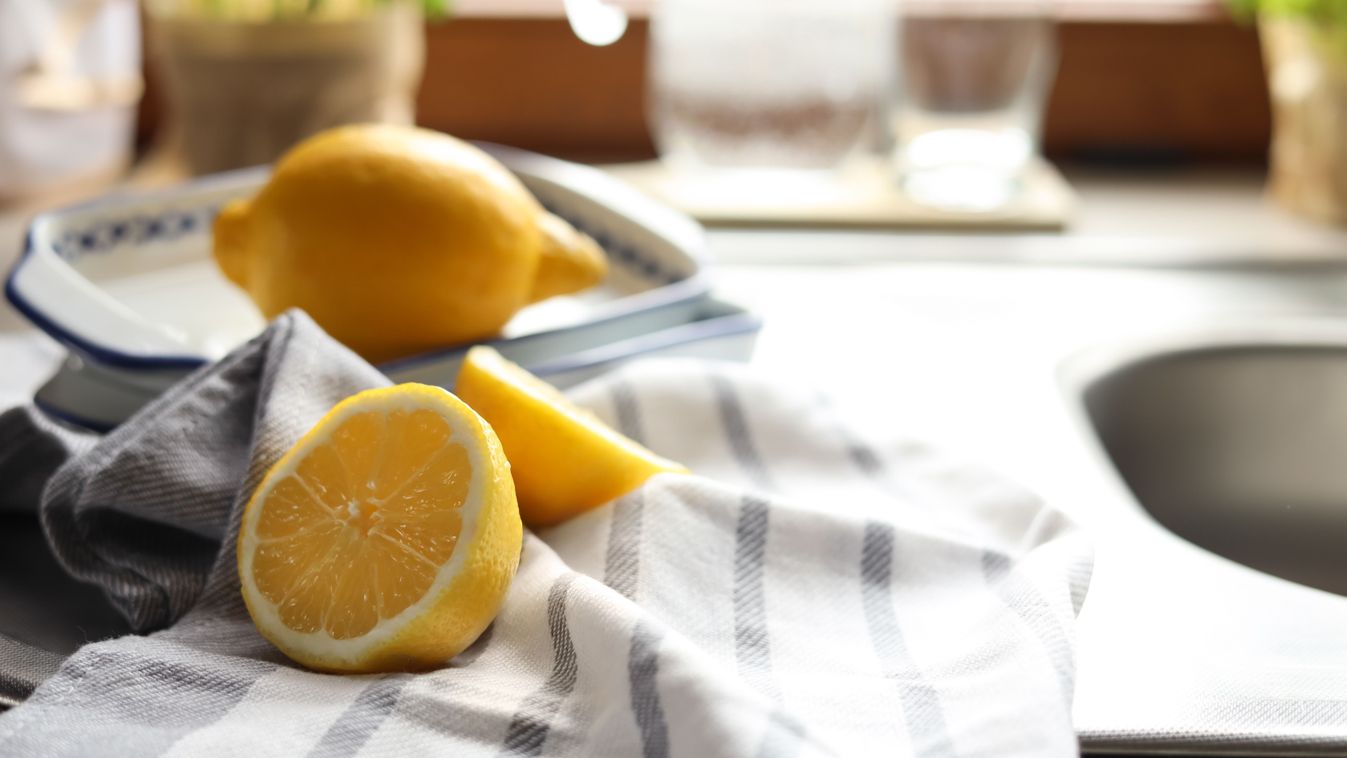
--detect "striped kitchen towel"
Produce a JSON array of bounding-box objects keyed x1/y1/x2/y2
[{"x1": 0, "y1": 311, "x2": 1092, "y2": 757}]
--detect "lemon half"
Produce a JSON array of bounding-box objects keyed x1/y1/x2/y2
[{"x1": 237, "y1": 383, "x2": 521, "y2": 673}]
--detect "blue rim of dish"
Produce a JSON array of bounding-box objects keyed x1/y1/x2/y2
[
  {"x1": 5, "y1": 165, "x2": 286, "y2": 371},
  {"x1": 4, "y1": 249, "x2": 210, "y2": 371},
  {"x1": 33, "y1": 303, "x2": 762, "y2": 435},
  {"x1": 378, "y1": 280, "x2": 710, "y2": 375},
  {"x1": 528, "y1": 307, "x2": 762, "y2": 378},
  {"x1": 5, "y1": 148, "x2": 713, "y2": 374}
]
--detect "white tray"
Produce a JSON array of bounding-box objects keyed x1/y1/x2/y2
[
  {"x1": 35, "y1": 297, "x2": 761, "y2": 431},
  {"x1": 5, "y1": 146, "x2": 769, "y2": 430},
  {"x1": 6, "y1": 144, "x2": 713, "y2": 370}
]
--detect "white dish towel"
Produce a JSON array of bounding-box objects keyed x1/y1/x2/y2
[{"x1": 0, "y1": 311, "x2": 1092, "y2": 757}]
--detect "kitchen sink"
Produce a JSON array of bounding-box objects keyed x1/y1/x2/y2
[
  {"x1": 702, "y1": 256, "x2": 1347, "y2": 751},
  {"x1": 1084, "y1": 344, "x2": 1347, "y2": 598},
  {"x1": 1058, "y1": 324, "x2": 1347, "y2": 753},
  {"x1": 717, "y1": 253, "x2": 1347, "y2": 751}
]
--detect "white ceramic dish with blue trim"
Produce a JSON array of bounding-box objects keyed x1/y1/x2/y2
[
  {"x1": 8, "y1": 144, "x2": 711, "y2": 368},
  {"x1": 35, "y1": 297, "x2": 761, "y2": 431},
  {"x1": 6, "y1": 145, "x2": 759, "y2": 429}
]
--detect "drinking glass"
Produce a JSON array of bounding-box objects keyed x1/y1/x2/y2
[
  {"x1": 648, "y1": 0, "x2": 893, "y2": 173},
  {"x1": 893, "y1": 0, "x2": 1057, "y2": 211}
]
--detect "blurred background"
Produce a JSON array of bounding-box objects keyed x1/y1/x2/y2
[
  {"x1": 3, "y1": 0, "x2": 1340, "y2": 227},
  {"x1": 12, "y1": 6, "x2": 1347, "y2": 743}
]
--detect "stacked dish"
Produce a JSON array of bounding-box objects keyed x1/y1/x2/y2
[{"x1": 6, "y1": 145, "x2": 760, "y2": 430}]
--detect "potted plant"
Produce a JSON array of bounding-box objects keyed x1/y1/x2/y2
[
  {"x1": 143, "y1": 0, "x2": 445, "y2": 177},
  {"x1": 1232, "y1": 0, "x2": 1347, "y2": 223}
]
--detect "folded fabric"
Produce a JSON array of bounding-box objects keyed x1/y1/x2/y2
[{"x1": 0, "y1": 311, "x2": 1092, "y2": 757}]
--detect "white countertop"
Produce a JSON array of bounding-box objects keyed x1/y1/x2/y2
[
  {"x1": 6, "y1": 168, "x2": 1347, "y2": 748},
  {"x1": 697, "y1": 176, "x2": 1347, "y2": 749}
]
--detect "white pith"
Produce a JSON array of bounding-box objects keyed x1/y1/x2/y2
[{"x1": 238, "y1": 392, "x2": 489, "y2": 666}]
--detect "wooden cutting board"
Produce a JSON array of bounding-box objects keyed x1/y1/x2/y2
[{"x1": 602, "y1": 157, "x2": 1075, "y2": 231}]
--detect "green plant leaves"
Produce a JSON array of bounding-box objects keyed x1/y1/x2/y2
[{"x1": 1228, "y1": 0, "x2": 1347, "y2": 28}]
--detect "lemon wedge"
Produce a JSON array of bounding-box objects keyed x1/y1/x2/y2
[{"x1": 454, "y1": 346, "x2": 687, "y2": 527}]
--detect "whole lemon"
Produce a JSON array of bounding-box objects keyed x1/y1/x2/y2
[{"x1": 213, "y1": 124, "x2": 607, "y2": 363}]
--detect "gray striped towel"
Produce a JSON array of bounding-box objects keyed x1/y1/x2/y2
[{"x1": 0, "y1": 311, "x2": 1092, "y2": 757}]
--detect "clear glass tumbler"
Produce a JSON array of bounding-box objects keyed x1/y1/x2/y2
[
  {"x1": 893, "y1": 0, "x2": 1057, "y2": 211},
  {"x1": 648, "y1": 0, "x2": 893, "y2": 173}
]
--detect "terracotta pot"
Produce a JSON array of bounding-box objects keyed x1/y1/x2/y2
[
  {"x1": 1260, "y1": 18, "x2": 1347, "y2": 225},
  {"x1": 147, "y1": 2, "x2": 424, "y2": 176}
]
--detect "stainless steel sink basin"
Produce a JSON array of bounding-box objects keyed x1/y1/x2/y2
[
  {"x1": 1060, "y1": 325, "x2": 1347, "y2": 753},
  {"x1": 1084, "y1": 344, "x2": 1347, "y2": 598}
]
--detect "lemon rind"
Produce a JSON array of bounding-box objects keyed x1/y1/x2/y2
[{"x1": 237, "y1": 385, "x2": 496, "y2": 669}]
